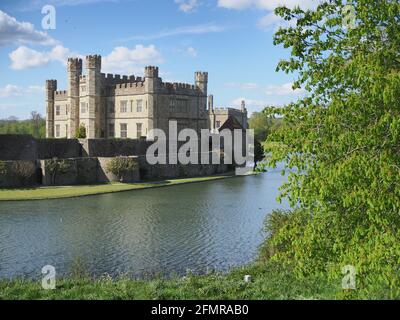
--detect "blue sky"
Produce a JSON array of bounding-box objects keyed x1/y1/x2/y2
[{"x1": 0, "y1": 0, "x2": 314, "y2": 119}]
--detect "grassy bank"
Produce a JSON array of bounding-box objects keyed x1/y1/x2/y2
[
  {"x1": 0, "y1": 173, "x2": 237, "y2": 201},
  {"x1": 0, "y1": 263, "x2": 339, "y2": 300}
]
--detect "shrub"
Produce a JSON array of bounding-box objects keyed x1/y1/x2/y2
[
  {"x1": 106, "y1": 156, "x2": 137, "y2": 182},
  {"x1": 0, "y1": 160, "x2": 6, "y2": 176},
  {"x1": 45, "y1": 158, "x2": 71, "y2": 185},
  {"x1": 11, "y1": 161, "x2": 36, "y2": 185},
  {"x1": 75, "y1": 124, "x2": 86, "y2": 139}
]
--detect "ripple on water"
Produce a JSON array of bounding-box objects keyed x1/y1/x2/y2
[{"x1": 0, "y1": 170, "x2": 289, "y2": 279}]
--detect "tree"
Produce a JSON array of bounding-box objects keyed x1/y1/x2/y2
[
  {"x1": 264, "y1": 0, "x2": 400, "y2": 293},
  {"x1": 11, "y1": 161, "x2": 36, "y2": 185},
  {"x1": 106, "y1": 156, "x2": 137, "y2": 182},
  {"x1": 253, "y1": 140, "x2": 264, "y2": 171},
  {"x1": 248, "y1": 110, "x2": 282, "y2": 142},
  {"x1": 30, "y1": 111, "x2": 43, "y2": 138},
  {"x1": 45, "y1": 158, "x2": 71, "y2": 185},
  {"x1": 75, "y1": 124, "x2": 86, "y2": 139}
]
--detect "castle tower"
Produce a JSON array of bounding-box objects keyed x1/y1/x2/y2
[
  {"x1": 67, "y1": 58, "x2": 82, "y2": 138},
  {"x1": 208, "y1": 94, "x2": 214, "y2": 111},
  {"x1": 240, "y1": 100, "x2": 248, "y2": 129},
  {"x1": 195, "y1": 71, "x2": 208, "y2": 97},
  {"x1": 208, "y1": 94, "x2": 216, "y2": 131},
  {"x1": 45, "y1": 79, "x2": 57, "y2": 138},
  {"x1": 145, "y1": 66, "x2": 160, "y2": 134},
  {"x1": 85, "y1": 55, "x2": 102, "y2": 139},
  {"x1": 195, "y1": 72, "x2": 208, "y2": 132}
]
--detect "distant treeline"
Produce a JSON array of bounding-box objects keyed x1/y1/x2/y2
[{"x1": 0, "y1": 112, "x2": 46, "y2": 138}]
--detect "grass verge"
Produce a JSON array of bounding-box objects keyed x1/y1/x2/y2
[
  {"x1": 0, "y1": 262, "x2": 339, "y2": 300},
  {"x1": 0, "y1": 173, "x2": 238, "y2": 201}
]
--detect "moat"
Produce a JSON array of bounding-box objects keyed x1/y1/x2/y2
[{"x1": 0, "y1": 168, "x2": 288, "y2": 279}]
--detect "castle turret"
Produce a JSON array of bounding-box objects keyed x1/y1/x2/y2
[
  {"x1": 195, "y1": 71, "x2": 208, "y2": 96},
  {"x1": 85, "y1": 55, "x2": 102, "y2": 139},
  {"x1": 144, "y1": 66, "x2": 160, "y2": 134},
  {"x1": 208, "y1": 94, "x2": 214, "y2": 111},
  {"x1": 45, "y1": 79, "x2": 57, "y2": 138},
  {"x1": 208, "y1": 94, "x2": 216, "y2": 131},
  {"x1": 67, "y1": 58, "x2": 82, "y2": 138},
  {"x1": 240, "y1": 100, "x2": 248, "y2": 129}
]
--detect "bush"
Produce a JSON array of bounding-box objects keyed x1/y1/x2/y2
[
  {"x1": 45, "y1": 158, "x2": 71, "y2": 185},
  {"x1": 75, "y1": 124, "x2": 86, "y2": 139},
  {"x1": 11, "y1": 161, "x2": 36, "y2": 185},
  {"x1": 106, "y1": 156, "x2": 137, "y2": 182},
  {"x1": 0, "y1": 161, "x2": 6, "y2": 176}
]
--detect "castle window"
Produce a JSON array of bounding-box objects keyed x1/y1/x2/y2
[
  {"x1": 120, "y1": 123, "x2": 127, "y2": 138},
  {"x1": 81, "y1": 102, "x2": 87, "y2": 114},
  {"x1": 137, "y1": 100, "x2": 143, "y2": 113},
  {"x1": 65, "y1": 124, "x2": 68, "y2": 138},
  {"x1": 66, "y1": 104, "x2": 69, "y2": 115},
  {"x1": 130, "y1": 100, "x2": 133, "y2": 112},
  {"x1": 108, "y1": 123, "x2": 115, "y2": 138},
  {"x1": 216, "y1": 121, "x2": 221, "y2": 128},
  {"x1": 55, "y1": 124, "x2": 60, "y2": 137},
  {"x1": 120, "y1": 100, "x2": 128, "y2": 113},
  {"x1": 136, "y1": 123, "x2": 142, "y2": 138},
  {"x1": 169, "y1": 99, "x2": 176, "y2": 113},
  {"x1": 55, "y1": 105, "x2": 60, "y2": 116}
]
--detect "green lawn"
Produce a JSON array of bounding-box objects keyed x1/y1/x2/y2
[{"x1": 0, "y1": 174, "x2": 236, "y2": 201}]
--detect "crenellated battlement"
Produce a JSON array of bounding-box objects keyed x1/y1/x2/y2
[
  {"x1": 145, "y1": 66, "x2": 159, "y2": 78},
  {"x1": 67, "y1": 58, "x2": 82, "y2": 72},
  {"x1": 212, "y1": 107, "x2": 247, "y2": 114},
  {"x1": 54, "y1": 90, "x2": 68, "y2": 100},
  {"x1": 46, "y1": 79, "x2": 57, "y2": 91},
  {"x1": 86, "y1": 54, "x2": 101, "y2": 70}
]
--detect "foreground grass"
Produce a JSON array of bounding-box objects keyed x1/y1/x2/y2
[
  {"x1": 0, "y1": 263, "x2": 341, "y2": 300},
  {"x1": 0, "y1": 173, "x2": 236, "y2": 201}
]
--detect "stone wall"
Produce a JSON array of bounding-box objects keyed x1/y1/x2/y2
[
  {"x1": 0, "y1": 135, "x2": 37, "y2": 161},
  {"x1": 0, "y1": 160, "x2": 38, "y2": 188},
  {"x1": 40, "y1": 156, "x2": 141, "y2": 186},
  {"x1": 37, "y1": 139, "x2": 82, "y2": 159},
  {"x1": 80, "y1": 138, "x2": 151, "y2": 157},
  {"x1": 0, "y1": 134, "x2": 232, "y2": 187}
]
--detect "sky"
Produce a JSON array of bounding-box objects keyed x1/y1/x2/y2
[{"x1": 0, "y1": 0, "x2": 315, "y2": 119}]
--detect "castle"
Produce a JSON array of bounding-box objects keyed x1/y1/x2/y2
[{"x1": 45, "y1": 55, "x2": 248, "y2": 139}]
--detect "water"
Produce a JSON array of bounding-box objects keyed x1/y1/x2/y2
[{"x1": 0, "y1": 169, "x2": 288, "y2": 279}]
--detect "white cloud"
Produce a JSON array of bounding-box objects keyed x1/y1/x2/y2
[
  {"x1": 258, "y1": 11, "x2": 297, "y2": 31},
  {"x1": 0, "y1": 84, "x2": 44, "y2": 97},
  {"x1": 9, "y1": 45, "x2": 73, "y2": 70},
  {"x1": 227, "y1": 81, "x2": 305, "y2": 96},
  {"x1": 102, "y1": 45, "x2": 163, "y2": 74},
  {"x1": 121, "y1": 23, "x2": 227, "y2": 41},
  {"x1": 266, "y1": 82, "x2": 305, "y2": 95},
  {"x1": 218, "y1": 0, "x2": 316, "y2": 10},
  {"x1": 232, "y1": 97, "x2": 267, "y2": 108},
  {"x1": 0, "y1": 10, "x2": 57, "y2": 47},
  {"x1": 175, "y1": 0, "x2": 199, "y2": 13},
  {"x1": 186, "y1": 47, "x2": 198, "y2": 57},
  {"x1": 0, "y1": 84, "x2": 22, "y2": 97},
  {"x1": 8, "y1": 44, "x2": 163, "y2": 73},
  {"x1": 225, "y1": 82, "x2": 260, "y2": 90},
  {"x1": 218, "y1": 0, "x2": 253, "y2": 10}
]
